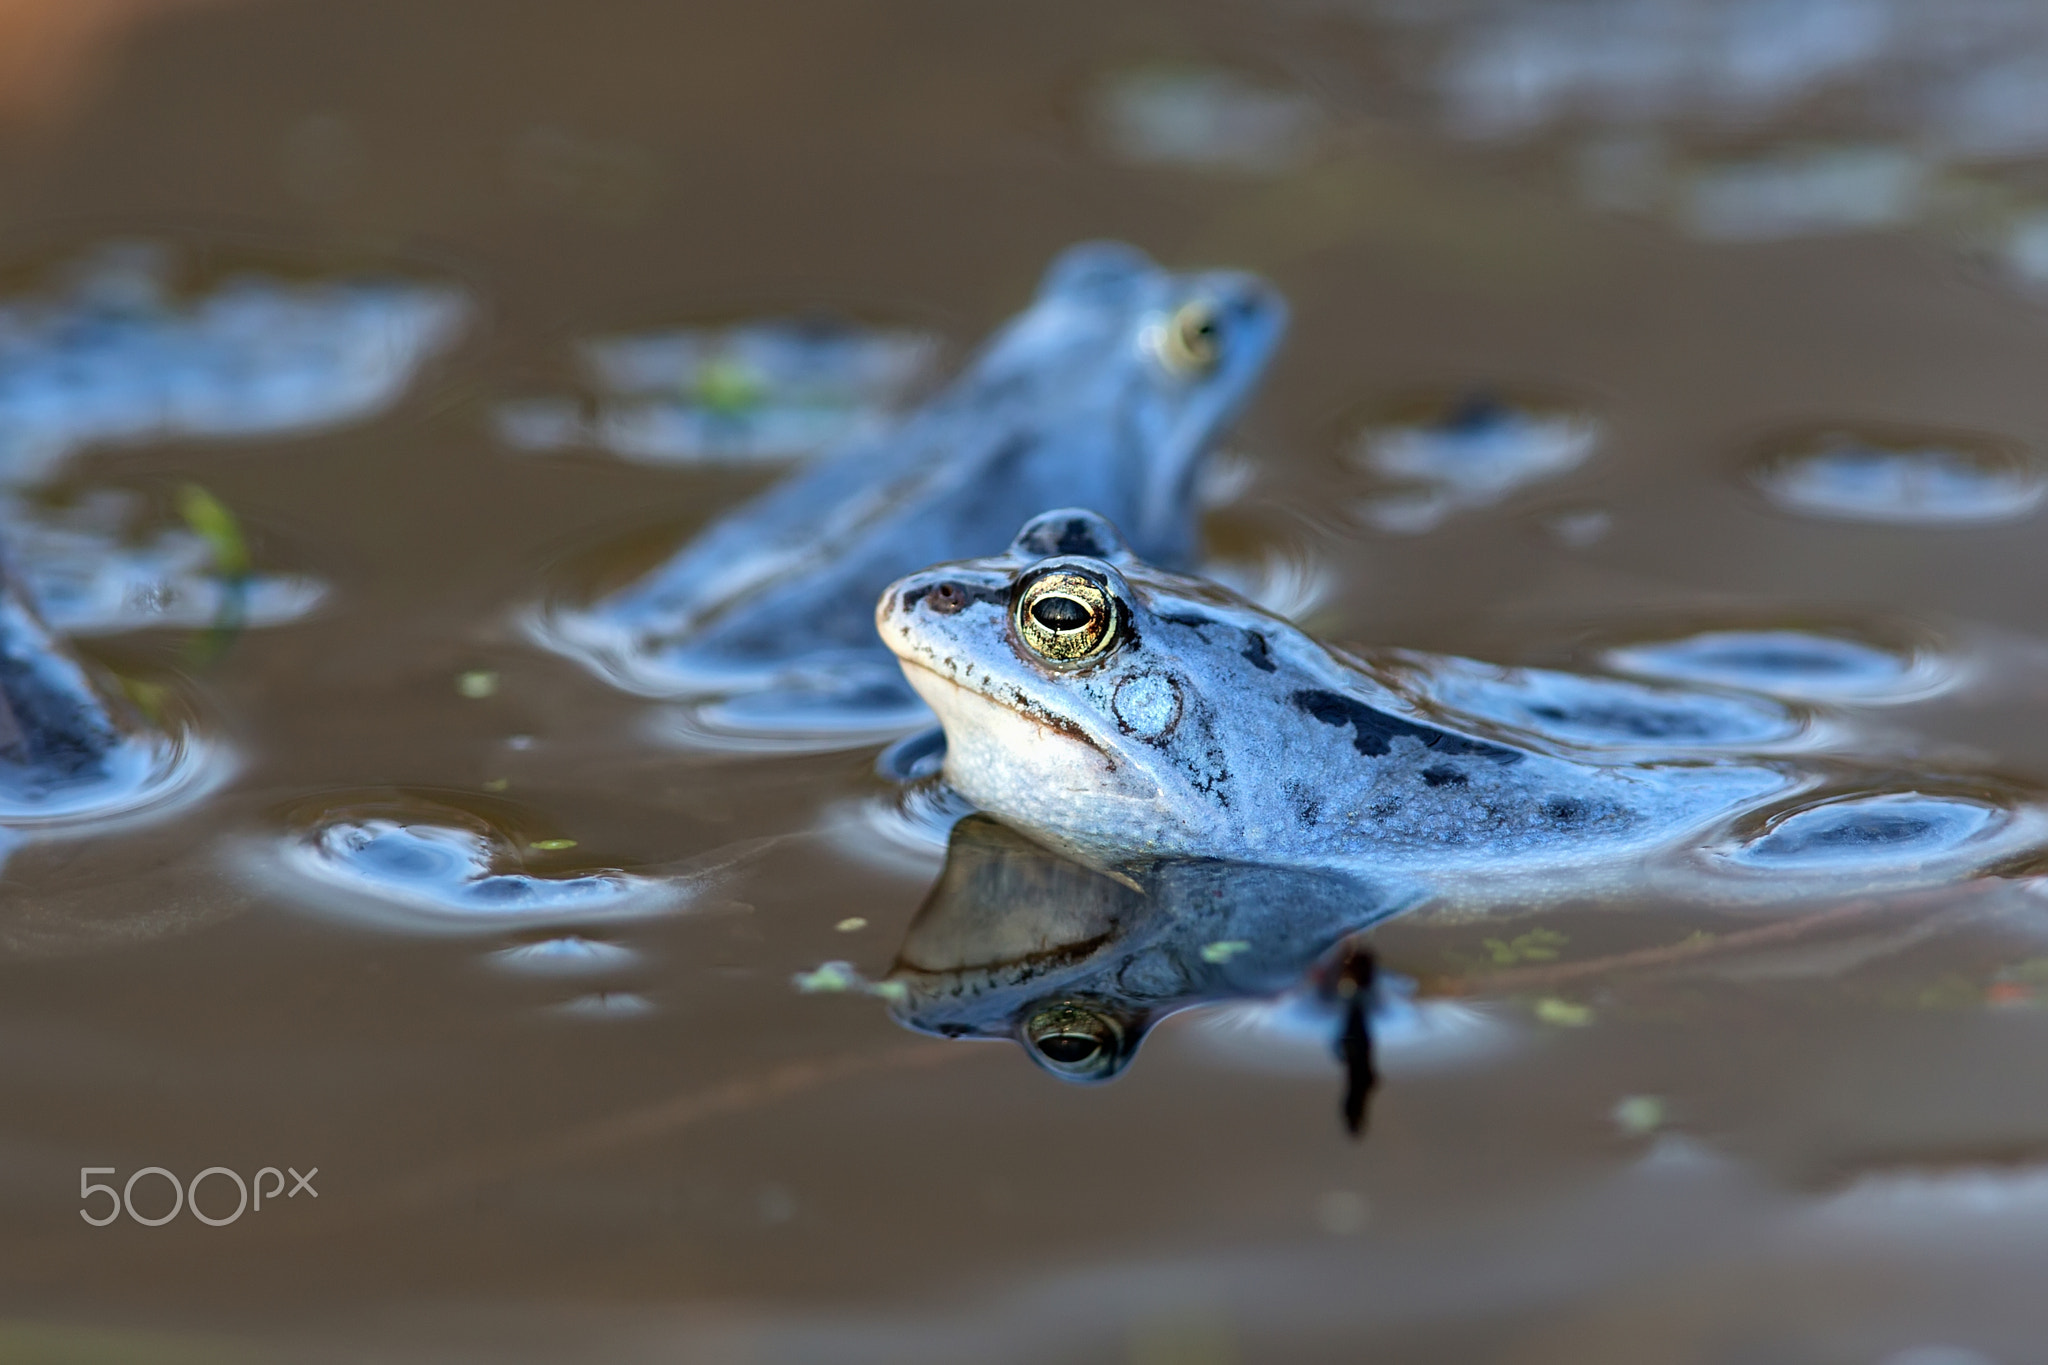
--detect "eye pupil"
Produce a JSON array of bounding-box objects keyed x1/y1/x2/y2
[
  {"x1": 1030, "y1": 596, "x2": 1090, "y2": 630},
  {"x1": 1036, "y1": 1033, "x2": 1101, "y2": 1064}
]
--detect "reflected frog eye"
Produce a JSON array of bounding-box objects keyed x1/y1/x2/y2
[
  {"x1": 1022, "y1": 1001, "x2": 1125, "y2": 1081},
  {"x1": 1013, "y1": 568, "x2": 1120, "y2": 666},
  {"x1": 1155, "y1": 299, "x2": 1222, "y2": 376}
]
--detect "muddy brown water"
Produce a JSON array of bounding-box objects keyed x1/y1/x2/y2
[{"x1": 4, "y1": 2, "x2": 2048, "y2": 1362}]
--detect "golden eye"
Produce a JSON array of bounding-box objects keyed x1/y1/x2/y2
[
  {"x1": 1022, "y1": 1001, "x2": 1125, "y2": 1081},
  {"x1": 1013, "y1": 569, "x2": 1119, "y2": 665},
  {"x1": 1155, "y1": 299, "x2": 1222, "y2": 376}
]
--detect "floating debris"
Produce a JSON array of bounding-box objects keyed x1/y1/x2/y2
[
  {"x1": 1483, "y1": 929, "x2": 1567, "y2": 967},
  {"x1": 1199, "y1": 939, "x2": 1252, "y2": 964},
  {"x1": 1352, "y1": 391, "x2": 1600, "y2": 533},
  {"x1": 456, "y1": 671, "x2": 499, "y2": 699},
  {"x1": 1612, "y1": 1094, "x2": 1668, "y2": 1136},
  {"x1": 834, "y1": 916, "x2": 868, "y2": 933},
  {"x1": 1748, "y1": 428, "x2": 2045, "y2": 524},
  {"x1": 792, "y1": 959, "x2": 906, "y2": 1003},
  {"x1": 1533, "y1": 997, "x2": 1594, "y2": 1027},
  {"x1": 494, "y1": 319, "x2": 937, "y2": 466}
]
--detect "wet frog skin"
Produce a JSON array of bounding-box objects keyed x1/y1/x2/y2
[
  {"x1": 537, "y1": 243, "x2": 1286, "y2": 723},
  {"x1": 878, "y1": 508, "x2": 1794, "y2": 885}
]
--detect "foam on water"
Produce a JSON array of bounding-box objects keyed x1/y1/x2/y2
[
  {"x1": 494, "y1": 318, "x2": 936, "y2": 466},
  {"x1": 1748, "y1": 429, "x2": 2045, "y2": 524},
  {"x1": 1351, "y1": 391, "x2": 1600, "y2": 533}
]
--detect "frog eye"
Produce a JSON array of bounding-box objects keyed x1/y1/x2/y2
[
  {"x1": 1155, "y1": 299, "x2": 1222, "y2": 376},
  {"x1": 1021, "y1": 1001, "x2": 1125, "y2": 1081},
  {"x1": 1013, "y1": 568, "x2": 1120, "y2": 666}
]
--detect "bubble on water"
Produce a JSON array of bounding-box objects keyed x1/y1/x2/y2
[
  {"x1": 1748, "y1": 428, "x2": 2045, "y2": 524},
  {"x1": 273, "y1": 806, "x2": 678, "y2": 932},
  {"x1": 1351, "y1": 391, "x2": 1601, "y2": 534},
  {"x1": 494, "y1": 318, "x2": 936, "y2": 466},
  {"x1": 0, "y1": 241, "x2": 468, "y2": 487},
  {"x1": 491, "y1": 934, "x2": 640, "y2": 975},
  {"x1": 1604, "y1": 627, "x2": 1953, "y2": 703},
  {"x1": 1700, "y1": 790, "x2": 2046, "y2": 884},
  {"x1": 1409, "y1": 655, "x2": 1811, "y2": 756}
]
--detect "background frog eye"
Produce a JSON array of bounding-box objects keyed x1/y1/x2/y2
[
  {"x1": 1156, "y1": 299, "x2": 1223, "y2": 376},
  {"x1": 1022, "y1": 1001, "x2": 1125, "y2": 1081},
  {"x1": 1013, "y1": 570, "x2": 1119, "y2": 664}
]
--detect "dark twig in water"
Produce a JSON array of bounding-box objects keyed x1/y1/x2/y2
[{"x1": 1328, "y1": 945, "x2": 1377, "y2": 1138}]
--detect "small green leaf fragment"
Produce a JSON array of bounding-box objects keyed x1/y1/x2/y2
[
  {"x1": 117, "y1": 677, "x2": 170, "y2": 723},
  {"x1": 1200, "y1": 939, "x2": 1252, "y2": 964},
  {"x1": 1484, "y1": 928, "x2": 1569, "y2": 966},
  {"x1": 695, "y1": 357, "x2": 765, "y2": 415},
  {"x1": 1612, "y1": 1094, "x2": 1666, "y2": 1135},
  {"x1": 530, "y1": 838, "x2": 577, "y2": 851},
  {"x1": 1534, "y1": 997, "x2": 1594, "y2": 1027},
  {"x1": 834, "y1": 916, "x2": 869, "y2": 933},
  {"x1": 868, "y1": 980, "x2": 909, "y2": 1005},
  {"x1": 457, "y1": 670, "x2": 499, "y2": 699},
  {"x1": 481, "y1": 777, "x2": 510, "y2": 793},
  {"x1": 793, "y1": 961, "x2": 860, "y2": 994},
  {"x1": 175, "y1": 483, "x2": 251, "y2": 579}
]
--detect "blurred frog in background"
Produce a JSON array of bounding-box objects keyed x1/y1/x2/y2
[{"x1": 533, "y1": 242, "x2": 1287, "y2": 739}]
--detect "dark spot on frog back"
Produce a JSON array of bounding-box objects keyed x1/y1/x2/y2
[{"x1": 1293, "y1": 688, "x2": 1521, "y2": 764}]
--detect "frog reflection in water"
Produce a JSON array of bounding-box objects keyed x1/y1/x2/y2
[
  {"x1": 878, "y1": 508, "x2": 1808, "y2": 889},
  {"x1": 537, "y1": 243, "x2": 1286, "y2": 732},
  {"x1": 890, "y1": 815, "x2": 1394, "y2": 1125}
]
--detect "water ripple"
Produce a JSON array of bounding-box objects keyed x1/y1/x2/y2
[
  {"x1": 269, "y1": 802, "x2": 680, "y2": 932},
  {"x1": 1749, "y1": 428, "x2": 2045, "y2": 525}
]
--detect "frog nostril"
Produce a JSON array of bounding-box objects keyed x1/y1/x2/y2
[{"x1": 924, "y1": 582, "x2": 967, "y2": 615}]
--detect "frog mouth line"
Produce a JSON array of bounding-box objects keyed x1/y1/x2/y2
[{"x1": 892, "y1": 655, "x2": 1113, "y2": 759}]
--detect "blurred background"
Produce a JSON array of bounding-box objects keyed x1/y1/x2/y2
[{"x1": 3, "y1": 1, "x2": 2048, "y2": 1362}]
